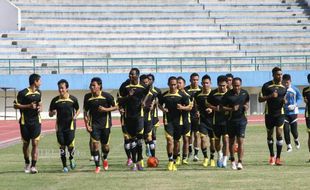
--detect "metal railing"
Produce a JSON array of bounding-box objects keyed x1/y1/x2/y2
[{"x1": 0, "y1": 55, "x2": 309, "y2": 75}]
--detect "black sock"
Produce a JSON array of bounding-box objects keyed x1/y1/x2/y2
[
  {"x1": 124, "y1": 140, "x2": 131, "y2": 159},
  {"x1": 93, "y1": 151, "x2": 100, "y2": 167},
  {"x1": 60, "y1": 149, "x2": 67, "y2": 167},
  {"x1": 173, "y1": 154, "x2": 178, "y2": 164},
  {"x1": 131, "y1": 140, "x2": 138, "y2": 163},
  {"x1": 137, "y1": 140, "x2": 143, "y2": 162},
  {"x1": 68, "y1": 148, "x2": 74, "y2": 160},
  {"x1": 182, "y1": 153, "x2": 187, "y2": 160},
  {"x1": 24, "y1": 157, "x2": 30, "y2": 165},
  {"x1": 210, "y1": 150, "x2": 215, "y2": 160},
  {"x1": 194, "y1": 147, "x2": 199, "y2": 156},
  {"x1": 189, "y1": 144, "x2": 193, "y2": 154},
  {"x1": 202, "y1": 148, "x2": 208, "y2": 158},
  {"x1": 31, "y1": 160, "x2": 37, "y2": 167},
  {"x1": 267, "y1": 139, "x2": 275, "y2": 157},
  {"x1": 102, "y1": 149, "x2": 109, "y2": 160},
  {"x1": 276, "y1": 138, "x2": 283, "y2": 158},
  {"x1": 168, "y1": 153, "x2": 173, "y2": 161},
  {"x1": 230, "y1": 156, "x2": 235, "y2": 162},
  {"x1": 149, "y1": 141, "x2": 155, "y2": 157}
]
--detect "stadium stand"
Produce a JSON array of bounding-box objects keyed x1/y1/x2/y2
[{"x1": 0, "y1": 0, "x2": 309, "y2": 59}]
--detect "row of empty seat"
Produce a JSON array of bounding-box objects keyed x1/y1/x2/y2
[{"x1": 0, "y1": 0, "x2": 309, "y2": 73}]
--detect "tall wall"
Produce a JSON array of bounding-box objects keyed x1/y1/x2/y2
[{"x1": 0, "y1": 0, "x2": 21, "y2": 30}]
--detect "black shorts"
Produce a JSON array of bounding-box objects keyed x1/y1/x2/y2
[
  {"x1": 90, "y1": 127, "x2": 111, "y2": 145},
  {"x1": 199, "y1": 118, "x2": 214, "y2": 139},
  {"x1": 182, "y1": 123, "x2": 191, "y2": 137},
  {"x1": 20, "y1": 123, "x2": 41, "y2": 143},
  {"x1": 190, "y1": 117, "x2": 199, "y2": 132},
  {"x1": 284, "y1": 114, "x2": 298, "y2": 124},
  {"x1": 306, "y1": 117, "x2": 310, "y2": 132},
  {"x1": 213, "y1": 124, "x2": 228, "y2": 139},
  {"x1": 124, "y1": 117, "x2": 144, "y2": 139},
  {"x1": 265, "y1": 115, "x2": 285, "y2": 130},
  {"x1": 57, "y1": 130, "x2": 75, "y2": 147},
  {"x1": 228, "y1": 120, "x2": 247, "y2": 138},
  {"x1": 144, "y1": 113, "x2": 154, "y2": 139},
  {"x1": 165, "y1": 122, "x2": 182, "y2": 141}
]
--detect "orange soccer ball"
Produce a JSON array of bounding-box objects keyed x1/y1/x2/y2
[
  {"x1": 147, "y1": 157, "x2": 159, "y2": 168},
  {"x1": 234, "y1": 143, "x2": 239, "y2": 153}
]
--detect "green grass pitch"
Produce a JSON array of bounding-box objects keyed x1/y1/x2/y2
[{"x1": 0, "y1": 125, "x2": 309, "y2": 190}]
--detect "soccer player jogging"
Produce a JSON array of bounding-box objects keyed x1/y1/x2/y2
[
  {"x1": 282, "y1": 74, "x2": 302, "y2": 152},
  {"x1": 207, "y1": 75, "x2": 229, "y2": 168},
  {"x1": 176, "y1": 76, "x2": 192, "y2": 165},
  {"x1": 147, "y1": 74, "x2": 162, "y2": 158},
  {"x1": 194, "y1": 74, "x2": 216, "y2": 167},
  {"x1": 118, "y1": 79, "x2": 133, "y2": 166},
  {"x1": 184, "y1": 73, "x2": 202, "y2": 161},
  {"x1": 84, "y1": 77, "x2": 118, "y2": 173},
  {"x1": 49, "y1": 79, "x2": 80, "y2": 173},
  {"x1": 158, "y1": 76, "x2": 190, "y2": 171},
  {"x1": 302, "y1": 74, "x2": 310, "y2": 162},
  {"x1": 139, "y1": 74, "x2": 156, "y2": 158},
  {"x1": 14, "y1": 73, "x2": 42, "y2": 174},
  {"x1": 222, "y1": 77, "x2": 249, "y2": 170},
  {"x1": 259, "y1": 67, "x2": 287, "y2": 166},
  {"x1": 118, "y1": 68, "x2": 150, "y2": 171}
]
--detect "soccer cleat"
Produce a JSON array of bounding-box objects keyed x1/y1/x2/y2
[
  {"x1": 275, "y1": 158, "x2": 282, "y2": 166},
  {"x1": 103, "y1": 159, "x2": 109, "y2": 171},
  {"x1": 137, "y1": 163, "x2": 144, "y2": 171},
  {"x1": 70, "y1": 159, "x2": 76, "y2": 170},
  {"x1": 63, "y1": 167, "x2": 69, "y2": 173},
  {"x1": 24, "y1": 164, "x2": 31, "y2": 174},
  {"x1": 140, "y1": 160, "x2": 145, "y2": 168},
  {"x1": 193, "y1": 155, "x2": 199, "y2": 162},
  {"x1": 175, "y1": 156, "x2": 181, "y2": 165},
  {"x1": 203, "y1": 158, "x2": 209, "y2": 167},
  {"x1": 269, "y1": 156, "x2": 276, "y2": 166},
  {"x1": 182, "y1": 158, "x2": 189, "y2": 165},
  {"x1": 237, "y1": 162, "x2": 243, "y2": 170},
  {"x1": 95, "y1": 166, "x2": 101, "y2": 173},
  {"x1": 131, "y1": 164, "x2": 137, "y2": 171},
  {"x1": 287, "y1": 144, "x2": 292, "y2": 152},
  {"x1": 167, "y1": 161, "x2": 174, "y2": 171},
  {"x1": 30, "y1": 167, "x2": 38, "y2": 174},
  {"x1": 172, "y1": 164, "x2": 177, "y2": 171},
  {"x1": 231, "y1": 161, "x2": 237, "y2": 170},
  {"x1": 217, "y1": 159, "x2": 223, "y2": 168},
  {"x1": 210, "y1": 159, "x2": 216, "y2": 167},
  {"x1": 126, "y1": 158, "x2": 133, "y2": 166}
]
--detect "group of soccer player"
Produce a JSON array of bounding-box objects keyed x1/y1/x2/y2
[{"x1": 13, "y1": 67, "x2": 310, "y2": 174}]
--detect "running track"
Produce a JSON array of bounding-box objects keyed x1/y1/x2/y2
[{"x1": 0, "y1": 115, "x2": 305, "y2": 148}]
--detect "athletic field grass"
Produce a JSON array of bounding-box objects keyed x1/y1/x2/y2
[{"x1": 0, "y1": 125, "x2": 309, "y2": 190}]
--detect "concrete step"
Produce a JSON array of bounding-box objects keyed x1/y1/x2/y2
[
  {"x1": 0, "y1": 50, "x2": 246, "y2": 59},
  {"x1": 0, "y1": 37, "x2": 234, "y2": 45},
  {"x1": 234, "y1": 36, "x2": 310, "y2": 43},
  {"x1": 3, "y1": 31, "x2": 228, "y2": 38},
  {"x1": 0, "y1": 44, "x2": 239, "y2": 52},
  {"x1": 21, "y1": 17, "x2": 216, "y2": 25},
  {"x1": 20, "y1": 23, "x2": 221, "y2": 31}
]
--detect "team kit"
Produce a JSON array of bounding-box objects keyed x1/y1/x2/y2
[{"x1": 13, "y1": 67, "x2": 310, "y2": 174}]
